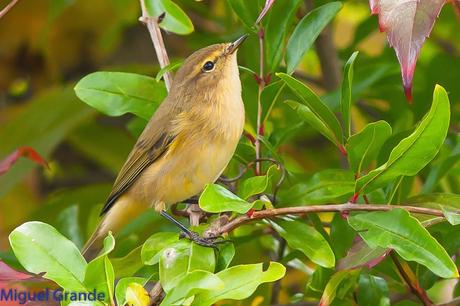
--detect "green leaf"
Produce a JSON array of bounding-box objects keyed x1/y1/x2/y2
[
  {"x1": 155, "y1": 60, "x2": 183, "y2": 82},
  {"x1": 277, "y1": 73, "x2": 343, "y2": 146},
  {"x1": 216, "y1": 243, "x2": 235, "y2": 272},
  {"x1": 237, "y1": 165, "x2": 278, "y2": 200},
  {"x1": 145, "y1": 0, "x2": 194, "y2": 35},
  {"x1": 9, "y1": 222, "x2": 87, "y2": 291},
  {"x1": 280, "y1": 169, "x2": 354, "y2": 205},
  {"x1": 319, "y1": 269, "x2": 360, "y2": 306},
  {"x1": 285, "y1": 2, "x2": 342, "y2": 74},
  {"x1": 74, "y1": 71, "x2": 167, "y2": 120},
  {"x1": 442, "y1": 206, "x2": 460, "y2": 225},
  {"x1": 226, "y1": 0, "x2": 261, "y2": 29},
  {"x1": 356, "y1": 85, "x2": 450, "y2": 194},
  {"x1": 193, "y1": 262, "x2": 286, "y2": 306},
  {"x1": 115, "y1": 277, "x2": 148, "y2": 306},
  {"x1": 160, "y1": 270, "x2": 223, "y2": 306},
  {"x1": 341, "y1": 51, "x2": 359, "y2": 138},
  {"x1": 159, "y1": 240, "x2": 191, "y2": 292},
  {"x1": 188, "y1": 243, "x2": 215, "y2": 273},
  {"x1": 357, "y1": 274, "x2": 390, "y2": 306},
  {"x1": 285, "y1": 100, "x2": 337, "y2": 145},
  {"x1": 270, "y1": 218, "x2": 335, "y2": 268},
  {"x1": 346, "y1": 121, "x2": 392, "y2": 174},
  {"x1": 199, "y1": 184, "x2": 253, "y2": 214},
  {"x1": 141, "y1": 232, "x2": 179, "y2": 265},
  {"x1": 264, "y1": 0, "x2": 302, "y2": 72},
  {"x1": 348, "y1": 209, "x2": 459, "y2": 278},
  {"x1": 84, "y1": 233, "x2": 116, "y2": 304}
]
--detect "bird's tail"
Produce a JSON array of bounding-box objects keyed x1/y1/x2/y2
[{"x1": 81, "y1": 196, "x2": 147, "y2": 262}]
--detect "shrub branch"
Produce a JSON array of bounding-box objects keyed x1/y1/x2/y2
[
  {"x1": 214, "y1": 203, "x2": 445, "y2": 236},
  {"x1": 139, "y1": 0, "x2": 172, "y2": 91}
]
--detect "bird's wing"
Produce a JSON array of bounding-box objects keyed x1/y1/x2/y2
[{"x1": 100, "y1": 108, "x2": 176, "y2": 215}]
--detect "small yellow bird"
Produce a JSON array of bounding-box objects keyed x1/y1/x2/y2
[{"x1": 82, "y1": 35, "x2": 248, "y2": 260}]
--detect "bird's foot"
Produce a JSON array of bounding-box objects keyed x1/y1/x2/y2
[{"x1": 179, "y1": 230, "x2": 228, "y2": 250}]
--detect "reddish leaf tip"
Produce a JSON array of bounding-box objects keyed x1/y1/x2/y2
[{"x1": 246, "y1": 209, "x2": 255, "y2": 218}]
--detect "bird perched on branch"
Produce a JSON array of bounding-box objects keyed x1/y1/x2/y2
[{"x1": 82, "y1": 35, "x2": 248, "y2": 260}]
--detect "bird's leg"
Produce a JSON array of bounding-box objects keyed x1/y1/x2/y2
[{"x1": 160, "y1": 210, "x2": 225, "y2": 249}]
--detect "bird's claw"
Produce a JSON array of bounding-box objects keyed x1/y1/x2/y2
[{"x1": 179, "y1": 230, "x2": 229, "y2": 250}]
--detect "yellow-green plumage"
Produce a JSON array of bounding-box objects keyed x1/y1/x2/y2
[{"x1": 82, "y1": 41, "x2": 245, "y2": 260}]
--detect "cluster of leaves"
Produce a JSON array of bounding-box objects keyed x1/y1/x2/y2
[{"x1": 1, "y1": 0, "x2": 460, "y2": 305}]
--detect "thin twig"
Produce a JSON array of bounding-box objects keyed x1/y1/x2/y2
[
  {"x1": 391, "y1": 252, "x2": 434, "y2": 306},
  {"x1": 215, "y1": 203, "x2": 446, "y2": 235},
  {"x1": 139, "y1": 0, "x2": 172, "y2": 91},
  {"x1": 0, "y1": 0, "x2": 19, "y2": 19}
]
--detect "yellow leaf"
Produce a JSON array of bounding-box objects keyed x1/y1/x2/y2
[{"x1": 125, "y1": 283, "x2": 150, "y2": 306}]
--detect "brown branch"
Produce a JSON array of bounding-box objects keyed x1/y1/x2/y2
[
  {"x1": 215, "y1": 203, "x2": 445, "y2": 236},
  {"x1": 139, "y1": 0, "x2": 172, "y2": 91},
  {"x1": 0, "y1": 0, "x2": 19, "y2": 19},
  {"x1": 391, "y1": 253, "x2": 434, "y2": 306}
]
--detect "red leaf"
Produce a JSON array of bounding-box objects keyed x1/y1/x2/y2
[
  {"x1": 255, "y1": 0, "x2": 276, "y2": 25},
  {"x1": 0, "y1": 146, "x2": 49, "y2": 176},
  {"x1": 370, "y1": 0, "x2": 446, "y2": 102},
  {"x1": 0, "y1": 261, "x2": 32, "y2": 282},
  {"x1": 337, "y1": 239, "x2": 390, "y2": 270}
]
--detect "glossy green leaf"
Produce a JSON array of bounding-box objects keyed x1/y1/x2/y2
[
  {"x1": 84, "y1": 233, "x2": 116, "y2": 305},
  {"x1": 356, "y1": 85, "x2": 450, "y2": 194},
  {"x1": 280, "y1": 169, "x2": 354, "y2": 205},
  {"x1": 271, "y1": 218, "x2": 335, "y2": 268},
  {"x1": 199, "y1": 184, "x2": 253, "y2": 213},
  {"x1": 357, "y1": 274, "x2": 390, "y2": 306},
  {"x1": 160, "y1": 270, "x2": 223, "y2": 306},
  {"x1": 285, "y1": 2, "x2": 342, "y2": 74},
  {"x1": 145, "y1": 0, "x2": 194, "y2": 35},
  {"x1": 348, "y1": 209, "x2": 458, "y2": 278},
  {"x1": 341, "y1": 51, "x2": 359, "y2": 138},
  {"x1": 141, "y1": 232, "x2": 179, "y2": 265},
  {"x1": 285, "y1": 100, "x2": 337, "y2": 145},
  {"x1": 188, "y1": 243, "x2": 215, "y2": 273},
  {"x1": 159, "y1": 240, "x2": 191, "y2": 293},
  {"x1": 216, "y1": 243, "x2": 235, "y2": 272},
  {"x1": 442, "y1": 206, "x2": 460, "y2": 225},
  {"x1": 319, "y1": 269, "x2": 360, "y2": 306},
  {"x1": 226, "y1": 0, "x2": 261, "y2": 29},
  {"x1": 74, "y1": 72, "x2": 167, "y2": 120},
  {"x1": 238, "y1": 165, "x2": 278, "y2": 200},
  {"x1": 264, "y1": 0, "x2": 302, "y2": 72},
  {"x1": 193, "y1": 262, "x2": 285, "y2": 306},
  {"x1": 277, "y1": 73, "x2": 343, "y2": 146},
  {"x1": 155, "y1": 60, "x2": 183, "y2": 82},
  {"x1": 115, "y1": 277, "x2": 148, "y2": 306},
  {"x1": 346, "y1": 121, "x2": 392, "y2": 174},
  {"x1": 9, "y1": 222, "x2": 87, "y2": 291}
]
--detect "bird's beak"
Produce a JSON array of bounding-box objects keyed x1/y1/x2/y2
[{"x1": 226, "y1": 34, "x2": 249, "y2": 55}]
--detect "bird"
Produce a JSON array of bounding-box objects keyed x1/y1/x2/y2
[{"x1": 82, "y1": 35, "x2": 248, "y2": 261}]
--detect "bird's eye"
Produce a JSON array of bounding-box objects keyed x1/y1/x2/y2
[{"x1": 202, "y1": 61, "x2": 214, "y2": 72}]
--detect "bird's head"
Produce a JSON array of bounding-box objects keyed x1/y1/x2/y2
[{"x1": 171, "y1": 34, "x2": 248, "y2": 92}]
